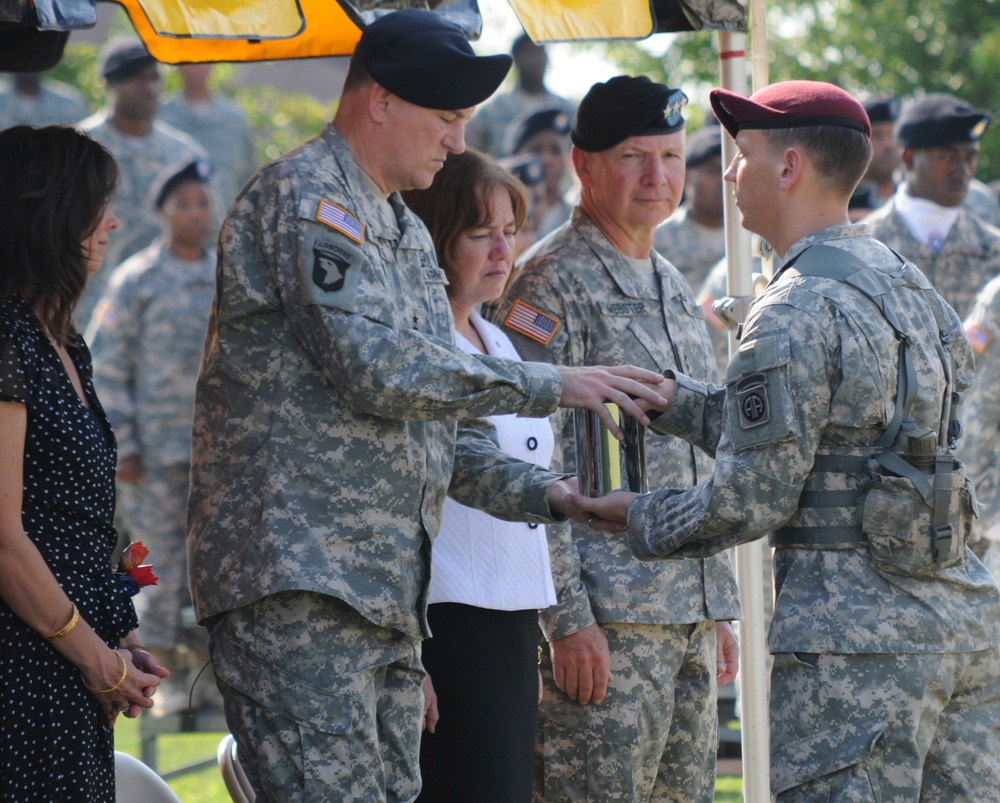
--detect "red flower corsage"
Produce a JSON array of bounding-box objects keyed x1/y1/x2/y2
[{"x1": 116, "y1": 541, "x2": 158, "y2": 597}]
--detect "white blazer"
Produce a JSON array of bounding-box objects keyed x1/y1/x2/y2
[{"x1": 428, "y1": 312, "x2": 557, "y2": 610}]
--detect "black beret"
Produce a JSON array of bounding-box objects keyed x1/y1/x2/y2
[
  {"x1": 499, "y1": 153, "x2": 544, "y2": 187},
  {"x1": 711, "y1": 80, "x2": 871, "y2": 139},
  {"x1": 572, "y1": 76, "x2": 688, "y2": 153},
  {"x1": 151, "y1": 158, "x2": 212, "y2": 209},
  {"x1": 503, "y1": 106, "x2": 573, "y2": 155},
  {"x1": 862, "y1": 95, "x2": 900, "y2": 124},
  {"x1": 685, "y1": 127, "x2": 722, "y2": 168},
  {"x1": 894, "y1": 93, "x2": 991, "y2": 149},
  {"x1": 99, "y1": 36, "x2": 156, "y2": 83},
  {"x1": 358, "y1": 10, "x2": 511, "y2": 111}
]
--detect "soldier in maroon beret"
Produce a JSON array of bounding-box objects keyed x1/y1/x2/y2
[{"x1": 569, "y1": 79, "x2": 1000, "y2": 801}]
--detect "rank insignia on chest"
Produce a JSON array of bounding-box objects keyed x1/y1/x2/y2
[
  {"x1": 965, "y1": 323, "x2": 993, "y2": 354},
  {"x1": 735, "y1": 372, "x2": 770, "y2": 429},
  {"x1": 313, "y1": 246, "x2": 351, "y2": 292},
  {"x1": 504, "y1": 299, "x2": 561, "y2": 345},
  {"x1": 316, "y1": 199, "x2": 364, "y2": 245}
]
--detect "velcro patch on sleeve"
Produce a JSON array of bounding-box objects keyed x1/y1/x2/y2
[
  {"x1": 316, "y1": 199, "x2": 364, "y2": 245},
  {"x1": 965, "y1": 322, "x2": 993, "y2": 355},
  {"x1": 503, "y1": 299, "x2": 561, "y2": 345}
]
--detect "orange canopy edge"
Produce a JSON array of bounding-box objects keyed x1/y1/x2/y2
[{"x1": 111, "y1": 0, "x2": 363, "y2": 63}]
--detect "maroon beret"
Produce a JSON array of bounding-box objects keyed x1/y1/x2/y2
[{"x1": 710, "y1": 80, "x2": 871, "y2": 139}]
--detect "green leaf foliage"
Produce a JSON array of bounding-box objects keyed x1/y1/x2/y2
[{"x1": 597, "y1": 0, "x2": 1000, "y2": 180}]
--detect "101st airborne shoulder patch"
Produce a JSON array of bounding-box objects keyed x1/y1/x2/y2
[
  {"x1": 504, "y1": 299, "x2": 561, "y2": 345},
  {"x1": 316, "y1": 199, "x2": 364, "y2": 245},
  {"x1": 966, "y1": 322, "x2": 993, "y2": 355}
]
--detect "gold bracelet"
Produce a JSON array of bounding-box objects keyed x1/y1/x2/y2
[
  {"x1": 43, "y1": 602, "x2": 79, "y2": 639},
  {"x1": 84, "y1": 650, "x2": 128, "y2": 694},
  {"x1": 123, "y1": 644, "x2": 145, "y2": 653}
]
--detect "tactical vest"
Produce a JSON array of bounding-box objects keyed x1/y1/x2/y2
[{"x1": 766, "y1": 245, "x2": 975, "y2": 577}]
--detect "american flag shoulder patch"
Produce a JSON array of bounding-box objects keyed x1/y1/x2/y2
[
  {"x1": 316, "y1": 199, "x2": 364, "y2": 245},
  {"x1": 504, "y1": 299, "x2": 561, "y2": 345},
  {"x1": 966, "y1": 322, "x2": 993, "y2": 354}
]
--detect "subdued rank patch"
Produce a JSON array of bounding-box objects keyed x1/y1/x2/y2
[
  {"x1": 966, "y1": 322, "x2": 993, "y2": 354},
  {"x1": 736, "y1": 372, "x2": 770, "y2": 429},
  {"x1": 313, "y1": 246, "x2": 351, "y2": 292},
  {"x1": 316, "y1": 199, "x2": 364, "y2": 245},
  {"x1": 504, "y1": 299, "x2": 561, "y2": 345}
]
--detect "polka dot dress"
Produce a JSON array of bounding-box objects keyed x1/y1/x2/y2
[{"x1": 0, "y1": 294, "x2": 138, "y2": 801}]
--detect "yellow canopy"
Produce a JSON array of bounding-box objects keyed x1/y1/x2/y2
[{"x1": 112, "y1": 0, "x2": 361, "y2": 63}]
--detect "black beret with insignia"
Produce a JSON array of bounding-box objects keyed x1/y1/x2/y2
[
  {"x1": 862, "y1": 96, "x2": 900, "y2": 125},
  {"x1": 572, "y1": 76, "x2": 688, "y2": 153},
  {"x1": 150, "y1": 159, "x2": 212, "y2": 210},
  {"x1": 503, "y1": 106, "x2": 573, "y2": 156},
  {"x1": 685, "y1": 127, "x2": 723, "y2": 168},
  {"x1": 358, "y1": 10, "x2": 511, "y2": 111},
  {"x1": 894, "y1": 93, "x2": 991, "y2": 149}
]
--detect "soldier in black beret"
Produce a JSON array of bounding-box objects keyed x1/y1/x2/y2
[
  {"x1": 502, "y1": 106, "x2": 575, "y2": 243},
  {"x1": 866, "y1": 92, "x2": 999, "y2": 318},
  {"x1": 490, "y1": 73, "x2": 741, "y2": 803},
  {"x1": 188, "y1": 12, "x2": 670, "y2": 802},
  {"x1": 849, "y1": 95, "x2": 901, "y2": 219}
]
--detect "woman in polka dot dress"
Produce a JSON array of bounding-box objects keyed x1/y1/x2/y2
[{"x1": 0, "y1": 126, "x2": 169, "y2": 801}]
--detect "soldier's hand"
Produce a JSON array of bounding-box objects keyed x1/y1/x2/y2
[
  {"x1": 555, "y1": 365, "x2": 672, "y2": 438},
  {"x1": 559, "y1": 489, "x2": 637, "y2": 533},
  {"x1": 716, "y1": 621, "x2": 740, "y2": 686},
  {"x1": 116, "y1": 455, "x2": 143, "y2": 484},
  {"x1": 550, "y1": 623, "x2": 611, "y2": 705},
  {"x1": 421, "y1": 674, "x2": 439, "y2": 733}
]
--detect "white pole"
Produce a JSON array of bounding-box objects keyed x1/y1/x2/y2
[{"x1": 717, "y1": 17, "x2": 771, "y2": 802}]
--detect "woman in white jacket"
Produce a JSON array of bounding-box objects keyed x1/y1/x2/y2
[{"x1": 404, "y1": 150, "x2": 556, "y2": 803}]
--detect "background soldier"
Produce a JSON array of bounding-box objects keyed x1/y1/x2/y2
[
  {"x1": 77, "y1": 37, "x2": 209, "y2": 329},
  {"x1": 865, "y1": 92, "x2": 1000, "y2": 318},
  {"x1": 653, "y1": 125, "x2": 726, "y2": 295}
]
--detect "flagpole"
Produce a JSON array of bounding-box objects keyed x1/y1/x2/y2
[{"x1": 718, "y1": 9, "x2": 771, "y2": 800}]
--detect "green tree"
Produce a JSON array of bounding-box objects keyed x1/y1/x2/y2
[{"x1": 598, "y1": 0, "x2": 1000, "y2": 180}]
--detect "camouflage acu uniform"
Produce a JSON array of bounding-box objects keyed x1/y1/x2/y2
[
  {"x1": 159, "y1": 93, "x2": 259, "y2": 216},
  {"x1": 468, "y1": 88, "x2": 575, "y2": 156},
  {"x1": 627, "y1": 224, "x2": 1000, "y2": 800},
  {"x1": 0, "y1": 78, "x2": 89, "y2": 129},
  {"x1": 187, "y1": 124, "x2": 569, "y2": 801},
  {"x1": 961, "y1": 275, "x2": 1000, "y2": 577},
  {"x1": 653, "y1": 205, "x2": 726, "y2": 296},
  {"x1": 864, "y1": 200, "x2": 1000, "y2": 319},
  {"x1": 489, "y1": 208, "x2": 740, "y2": 802},
  {"x1": 87, "y1": 240, "x2": 216, "y2": 650},
  {"x1": 77, "y1": 113, "x2": 208, "y2": 328}
]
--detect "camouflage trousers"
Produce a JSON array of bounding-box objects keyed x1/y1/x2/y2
[
  {"x1": 118, "y1": 464, "x2": 193, "y2": 649},
  {"x1": 535, "y1": 619, "x2": 718, "y2": 802},
  {"x1": 207, "y1": 591, "x2": 424, "y2": 803},
  {"x1": 770, "y1": 647, "x2": 1000, "y2": 801}
]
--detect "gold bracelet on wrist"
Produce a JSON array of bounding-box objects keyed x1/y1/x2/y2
[
  {"x1": 43, "y1": 602, "x2": 79, "y2": 639},
  {"x1": 84, "y1": 650, "x2": 128, "y2": 694},
  {"x1": 123, "y1": 644, "x2": 145, "y2": 653}
]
